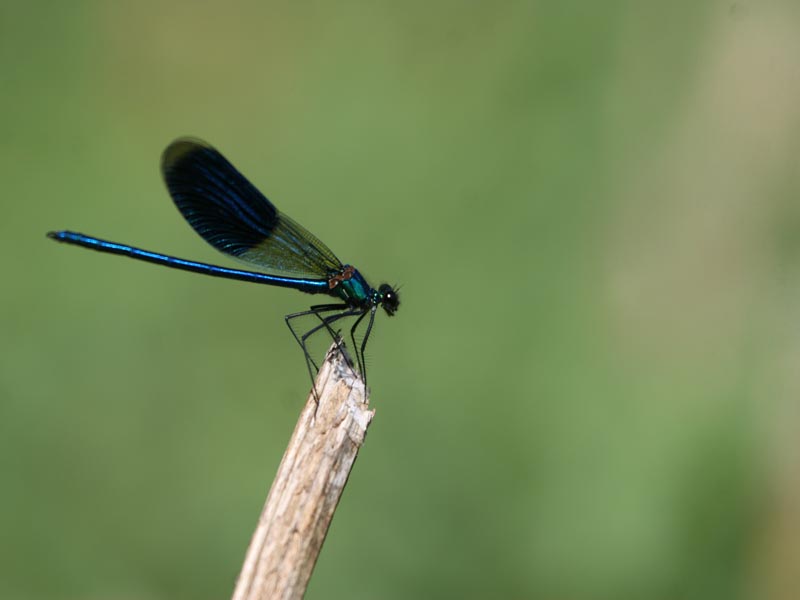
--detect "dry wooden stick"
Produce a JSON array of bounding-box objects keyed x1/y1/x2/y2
[{"x1": 231, "y1": 343, "x2": 374, "y2": 600}]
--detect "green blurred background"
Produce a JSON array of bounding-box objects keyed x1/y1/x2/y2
[{"x1": 3, "y1": 2, "x2": 800, "y2": 599}]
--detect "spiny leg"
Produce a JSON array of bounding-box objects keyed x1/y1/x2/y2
[
  {"x1": 298, "y1": 309, "x2": 362, "y2": 398},
  {"x1": 349, "y1": 306, "x2": 377, "y2": 387},
  {"x1": 286, "y1": 304, "x2": 348, "y2": 355},
  {"x1": 359, "y1": 307, "x2": 378, "y2": 387},
  {"x1": 348, "y1": 310, "x2": 369, "y2": 381},
  {"x1": 285, "y1": 304, "x2": 348, "y2": 388},
  {"x1": 307, "y1": 304, "x2": 352, "y2": 341},
  {"x1": 300, "y1": 309, "x2": 361, "y2": 355}
]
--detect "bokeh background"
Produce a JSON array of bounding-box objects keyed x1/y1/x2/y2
[{"x1": 3, "y1": 2, "x2": 800, "y2": 599}]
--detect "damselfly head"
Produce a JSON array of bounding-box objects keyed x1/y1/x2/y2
[{"x1": 378, "y1": 283, "x2": 400, "y2": 316}]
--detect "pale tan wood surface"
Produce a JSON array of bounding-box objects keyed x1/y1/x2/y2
[{"x1": 231, "y1": 345, "x2": 373, "y2": 600}]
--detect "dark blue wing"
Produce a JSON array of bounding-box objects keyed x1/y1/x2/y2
[{"x1": 161, "y1": 138, "x2": 342, "y2": 278}]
